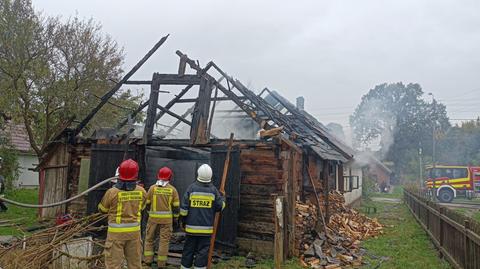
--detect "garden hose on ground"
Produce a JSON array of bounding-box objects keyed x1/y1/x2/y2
[{"x1": 0, "y1": 177, "x2": 115, "y2": 208}]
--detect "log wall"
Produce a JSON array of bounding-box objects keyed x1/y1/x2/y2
[{"x1": 237, "y1": 145, "x2": 283, "y2": 255}]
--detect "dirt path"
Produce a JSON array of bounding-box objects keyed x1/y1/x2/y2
[{"x1": 371, "y1": 197, "x2": 402, "y2": 203}]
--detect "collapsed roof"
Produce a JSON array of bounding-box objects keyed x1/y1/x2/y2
[{"x1": 42, "y1": 35, "x2": 354, "y2": 163}]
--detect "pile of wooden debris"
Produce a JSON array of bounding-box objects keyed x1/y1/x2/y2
[
  {"x1": 0, "y1": 214, "x2": 107, "y2": 269},
  {"x1": 297, "y1": 191, "x2": 383, "y2": 269}
]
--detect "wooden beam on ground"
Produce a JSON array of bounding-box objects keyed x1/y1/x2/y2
[{"x1": 74, "y1": 35, "x2": 169, "y2": 135}]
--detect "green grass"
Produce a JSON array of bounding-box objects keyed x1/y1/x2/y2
[
  {"x1": 0, "y1": 188, "x2": 40, "y2": 236},
  {"x1": 370, "y1": 185, "x2": 404, "y2": 199},
  {"x1": 359, "y1": 200, "x2": 451, "y2": 269},
  {"x1": 215, "y1": 188, "x2": 450, "y2": 269},
  {"x1": 453, "y1": 207, "x2": 480, "y2": 222}
]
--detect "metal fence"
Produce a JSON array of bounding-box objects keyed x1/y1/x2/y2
[{"x1": 404, "y1": 189, "x2": 480, "y2": 269}]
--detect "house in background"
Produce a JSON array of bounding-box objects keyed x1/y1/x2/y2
[
  {"x1": 3, "y1": 122, "x2": 39, "y2": 188},
  {"x1": 361, "y1": 152, "x2": 392, "y2": 192}
]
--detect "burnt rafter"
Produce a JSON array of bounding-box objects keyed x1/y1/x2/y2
[
  {"x1": 263, "y1": 89, "x2": 354, "y2": 159},
  {"x1": 173, "y1": 51, "x2": 353, "y2": 161},
  {"x1": 156, "y1": 104, "x2": 192, "y2": 125},
  {"x1": 165, "y1": 106, "x2": 195, "y2": 136},
  {"x1": 125, "y1": 74, "x2": 201, "y2": 85},
  {"x1": 116, "y1": 100, "x2": 150, "y2": 131},
  {"x1": 175, "y1": 97, "x2": 247, "y2": 103},
  {"x1": 154, "y1": 84, "x2": 195, "y2": 123},
  {"x1": 74, "y1": 35, "x2": 170, "y2": 136},
  {"x1": 175, "y1": 51, "x2": 301, "y2": 134},
  {"x1": 175, "y1": 51, "x2": 273, "y2": 130}
]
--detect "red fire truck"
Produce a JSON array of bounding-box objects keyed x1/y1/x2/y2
[{"x1": 425, "y1": 165, "x2": 480, "y2": 203}]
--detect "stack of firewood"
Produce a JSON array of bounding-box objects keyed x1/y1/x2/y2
[
  {"x1": 298, "y1": 191, "x2": 383, "y2": 268},
  {"x1": 295, "y1": 201, "x2": 318, "y2": 255}
]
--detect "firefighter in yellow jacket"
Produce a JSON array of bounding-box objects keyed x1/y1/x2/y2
[
  {"x1": 98, "y1": 159, "x2": 147, "y2": 269},
  {"x1": 144, "y1": 166, "x2": 180, "y2": 268}
]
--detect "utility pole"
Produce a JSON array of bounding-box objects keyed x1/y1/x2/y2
[
  {"x1": 419, "y1": 147, "x2": 423, "y2": 186},
  {"x1": 429, "y1": 93, "x2": 436, "y2": 169},
  {"x1": 428, "y1": 93, "x2": 437, "y2": 201}
]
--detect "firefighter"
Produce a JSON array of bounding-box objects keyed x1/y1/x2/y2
[
  {"x1": 143, "y1": 166, "x2": 180, "y2": 268},
  {"x1": 98, "y1": 159, "x2": 147, "y2": 269},
  {"x1": 179, "y1": 164, "x2": 225, "y2": 269}
]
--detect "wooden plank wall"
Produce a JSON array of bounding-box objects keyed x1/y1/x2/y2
[
  {"x1": 236, "y1": 140, "x2": 303, "y2": 257},
  {"x1": 237, "y1": 144, "x2": 283, "y2": 255},
  {"x1": 40, "y1": 144, "x2": 69, "y2": 219}
]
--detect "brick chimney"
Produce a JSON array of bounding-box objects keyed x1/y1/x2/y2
[{"x1": 296, "y1": 96, "x2": 305, "y2": 111}]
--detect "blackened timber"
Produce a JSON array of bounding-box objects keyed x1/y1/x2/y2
[
  {"x1": 190, "y1": 77, "x2": 213, "y2": 144},
  {"x1": 176, "y1": 97, "x2": 247, "y2": 103},
  {"x1": 217, "y1": 109, "x2": 245, "y2": 113},
  {"x1": 123, "y1": 80, "x2": 151, "y2": 85},
  {"x1": 165, "y1": 106, "x2": 194, "y2": 136},
  {"x1": 74, "y1": 34, "x2": 169, "y2": 136},
  {"x1": 125, "y1": 74, "x2": 200, "y2": 85},
  {"x1": 175, "y1": 52, "x2": 277, "y2": 130},
  {"x1": 116, "y1": 100, "x2": 149, "y2": 130},
  {"x1": 178, "y1": 54, "x2": 187, "y2": 75},
  {"x1": 323, "y1": 159, "x2": 330, "y2": 222},
  {"x1": 143, "y1": 74, "x2": 161, "y2": 142},
  {"x1": 156, "y1": 104, "x2": 192, "y2": 125},
  {"x1": 154, "y1": 84, "x2": 194, "y2": 122},
  {"x1": 206, "y1": 87, "x2": 218, "y2": 139}
]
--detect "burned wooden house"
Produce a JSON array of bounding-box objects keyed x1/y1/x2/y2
[{"x1": 37, "y1": 36, "x2": 359, "y2": 257}]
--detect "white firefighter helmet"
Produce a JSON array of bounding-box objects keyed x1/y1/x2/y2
[{"x1": 197, "y1": 164, "x2": 213, "y2": 183}]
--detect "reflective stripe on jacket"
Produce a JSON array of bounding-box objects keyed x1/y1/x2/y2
[
  {"x1": 146, "y1": 183, "x2": 180, "y2": 224},
  {"x1": 98, "y1": 185, "x2": 147, "y2": 236},
  {"x1": 180, "y1": 181, "x2": 225, "y2": 235}
]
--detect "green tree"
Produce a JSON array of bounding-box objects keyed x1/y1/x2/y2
[
  {"x1": 437, "y1": 119, "x2": 480, "y2": 165},
  {"x1": 350, "y1": 83, "x2": 450, "y2": 181},
  {"x1": 0, "y1": 0, "x2": 142, "y2": 157}
]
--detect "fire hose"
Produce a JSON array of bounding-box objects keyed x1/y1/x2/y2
[{"x1": 0, "y1": 177, "x2": 115, "y2": 208}]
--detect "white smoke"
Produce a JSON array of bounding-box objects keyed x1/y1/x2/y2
[{"x1": 352, "y1": 98, "x2": 397, "y2": 161}]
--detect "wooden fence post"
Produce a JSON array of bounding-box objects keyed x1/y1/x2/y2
[
  {"x1": 464, "y1": 220, "x2": 470, "y2": 269},
  {"x1": 425, "y1": 201, "x2": 430, "y2": 230},
  {"x1": 439, "y1": 207, "x2": 444, "y2": 249},
  {"x1": 274, "y1": 195, "x2": 285, "y2": 269}
]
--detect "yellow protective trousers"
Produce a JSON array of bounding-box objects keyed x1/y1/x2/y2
[
  {"x1": 104, "y1": 235, "x2": 142, "y2": 269},
  {"x1": 143, "y1": 222, "x2": 172, "y2": 267}
]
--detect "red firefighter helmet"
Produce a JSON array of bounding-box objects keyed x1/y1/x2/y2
[
  {"x1": 157, "y1": 167, "x2": 173, "y2": 181},
  {"x1": 118, "y1": 159, "x2": 139, "y2": 181}
]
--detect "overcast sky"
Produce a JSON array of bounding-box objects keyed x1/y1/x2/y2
[{"x1": 33, "y1": 0, "x2": 480, "y2": 129}]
